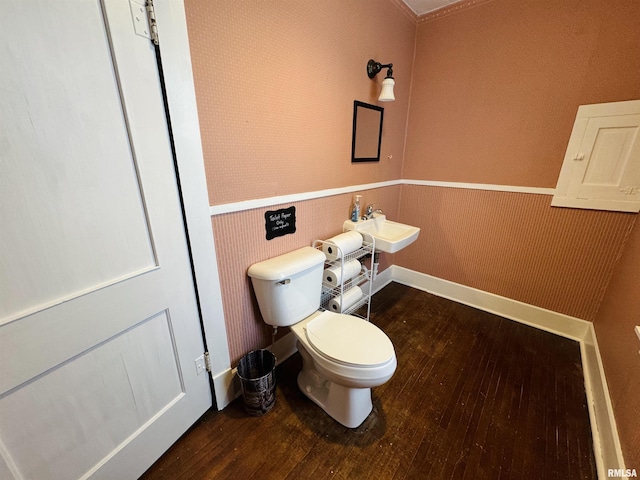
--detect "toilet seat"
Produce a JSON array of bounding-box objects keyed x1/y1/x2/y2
[{"x1": 305, "y1": 311, "x2": 394, "y2": 367}]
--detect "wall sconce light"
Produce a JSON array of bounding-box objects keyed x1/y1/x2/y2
[{"x1": 367, "y1": 59, "x2": 395, "y2": 102}]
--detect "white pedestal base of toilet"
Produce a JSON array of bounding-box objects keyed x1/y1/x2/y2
[{"x1": 297, "y1": 343, "x2": 373, "y2": 428}]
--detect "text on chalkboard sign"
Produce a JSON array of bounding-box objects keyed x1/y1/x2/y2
[{"x1": 265, "y1": 206, "x2": 296, "y2": 240}]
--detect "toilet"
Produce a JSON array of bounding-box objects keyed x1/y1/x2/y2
[{"x1": 247, "y1": 246, "x2": 396, "y2": 428}]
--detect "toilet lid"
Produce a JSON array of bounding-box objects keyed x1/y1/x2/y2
[{"x1": 305, "y1": 311, "x2": 394, "y2": 367}]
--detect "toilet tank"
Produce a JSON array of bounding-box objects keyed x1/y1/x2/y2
[{"x1": 247, "y1": 246, "x2": 326, "y2": 327}]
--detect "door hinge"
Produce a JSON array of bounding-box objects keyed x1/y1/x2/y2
[
  {"x1": 204, "y1": 351, "x2": 212, "y2": 373},
  {"x1": 129, "y1": 0, "x2": 159, "y2": 45},
  {"x1": 146, "y1": 0, "x2": 159, "y2": 46}
]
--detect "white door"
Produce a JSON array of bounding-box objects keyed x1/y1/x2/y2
[{"x1": 0, "y1": 1, "x2": 211, "y2": 479}]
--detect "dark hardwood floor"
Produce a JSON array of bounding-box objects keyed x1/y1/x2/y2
[{"x1": 141, "y1": 283, "x2": 597, "y2": 480}]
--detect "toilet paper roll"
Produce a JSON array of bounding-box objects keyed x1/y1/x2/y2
[
  {"x1": 329, "y1": 285, "x2": 363, "y2": 313},
  {"x1": 358, "y1": 281, "x2": 371, "y2": 296},
  {"x1": 323, "y1": 259, "x2": 362, "y2": 287},
  {"x1": 322, "y1": 231, "x2": 363, "y2": 260}
]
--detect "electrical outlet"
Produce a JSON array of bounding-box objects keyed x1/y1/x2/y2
[{"x1": 195, "y1": 354, "x2": 206, "y2": 375}]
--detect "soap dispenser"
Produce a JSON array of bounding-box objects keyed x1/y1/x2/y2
[{"x1": 351, "y1": 195, "x2": 362, "y2": 222}]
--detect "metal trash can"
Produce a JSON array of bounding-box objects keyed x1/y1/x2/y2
[{"x1": 237, "y1": 349, "x2": 276, "y2": 416}]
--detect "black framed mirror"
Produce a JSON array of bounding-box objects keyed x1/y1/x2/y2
[{"x1": 351, "y1": 100, "x2": 384, "y2": 163}]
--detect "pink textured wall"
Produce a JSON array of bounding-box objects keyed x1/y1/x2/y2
[
  {"x1": 395, "y1": 0, "x2": 640, "y2": 321},
  {"x1": 395, "y1": 185, "x2": 635, "y2": 321},
  {"x1": 212, "y1": 187, "x2": 400, "y2": 364},
  {"x1": 183, "y1": 0, "x2": 413, "y2": 363},
  {"x1": 185, "y1": 0, "x2": 414, "y2": 206},
  {"x1": 403, "y1": 0, "x2": 640, "y2": 186},
  {"x1": 594, "y1": 219, "x2": 640, "y2": 468}
]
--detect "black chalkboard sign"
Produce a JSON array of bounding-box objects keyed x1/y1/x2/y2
[{"x1": 265, "y1": 206, "x2": 296, "y2": 240}]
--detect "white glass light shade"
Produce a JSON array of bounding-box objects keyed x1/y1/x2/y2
[{"x1": 378, "y1": 77, "x2": 395, "y2": 102}]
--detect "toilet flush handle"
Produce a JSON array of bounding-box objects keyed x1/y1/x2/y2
[{"x1": 277, "y1": 279, "x2": 291, "y2": 285}]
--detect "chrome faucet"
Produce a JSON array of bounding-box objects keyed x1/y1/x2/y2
[{"x1": 362, "y1": 204, "x2": 383, "y2": 220}]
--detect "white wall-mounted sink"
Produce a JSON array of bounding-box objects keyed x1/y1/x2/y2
[{"x1": 343, "y1": 214, "x2": 420, "y2": 253}]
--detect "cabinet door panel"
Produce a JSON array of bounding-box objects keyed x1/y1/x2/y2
[{"x1": 552, "y1": 101, "x2": 640, "y2": 212}]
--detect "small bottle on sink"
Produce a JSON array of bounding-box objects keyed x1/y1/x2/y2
[{"x1": 351, "y1": 195, "x2": 362, "y2": 222}]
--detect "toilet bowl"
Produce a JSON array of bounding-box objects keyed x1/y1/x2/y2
[
  {"x1": 292, "y1": 311, "x2": 396, "y2": 388},
  {"x1": 247, "y1": 246, "x2": 397, "y2": 428},
  {"x1": 291, "y1": 311, "x2": 396, "y2": 427}
]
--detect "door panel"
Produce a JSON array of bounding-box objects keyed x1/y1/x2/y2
[
  {"x1": 0, "y1": 311, "x2": 182, "y2": 480},
  {"x1": 0, "y1": 1, "x2": 211, "y2": 478},
  {"x1": 0, "y1": 0, "x2": 156, "y2": 321},
  {"x1": 582, "y1": 126, "x2": 637, "y2": 185},
  {"x1": 571, "y1": 115, "x2": 640, "y2": 200}
]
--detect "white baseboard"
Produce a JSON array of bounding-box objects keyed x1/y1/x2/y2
[
  {"x1": 371, "y1": 264, "x2": 395, "y2": 294},
  {"x1": 390, "y1": 265, "x2": 591, "y2": 341},
  {"x1": 214, "y1": 265, "x2": 625, "y2": 477},
  {"x1": 211, "y1": 368, "x2": 237, "y2": 409},
  {"x1": 581, "y1": 325, "x2": 627, "y2": 479}
]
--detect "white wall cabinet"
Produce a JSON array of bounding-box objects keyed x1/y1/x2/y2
[{"x1": 552, "y1": 100, "x2": 640, "y2": 213}]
